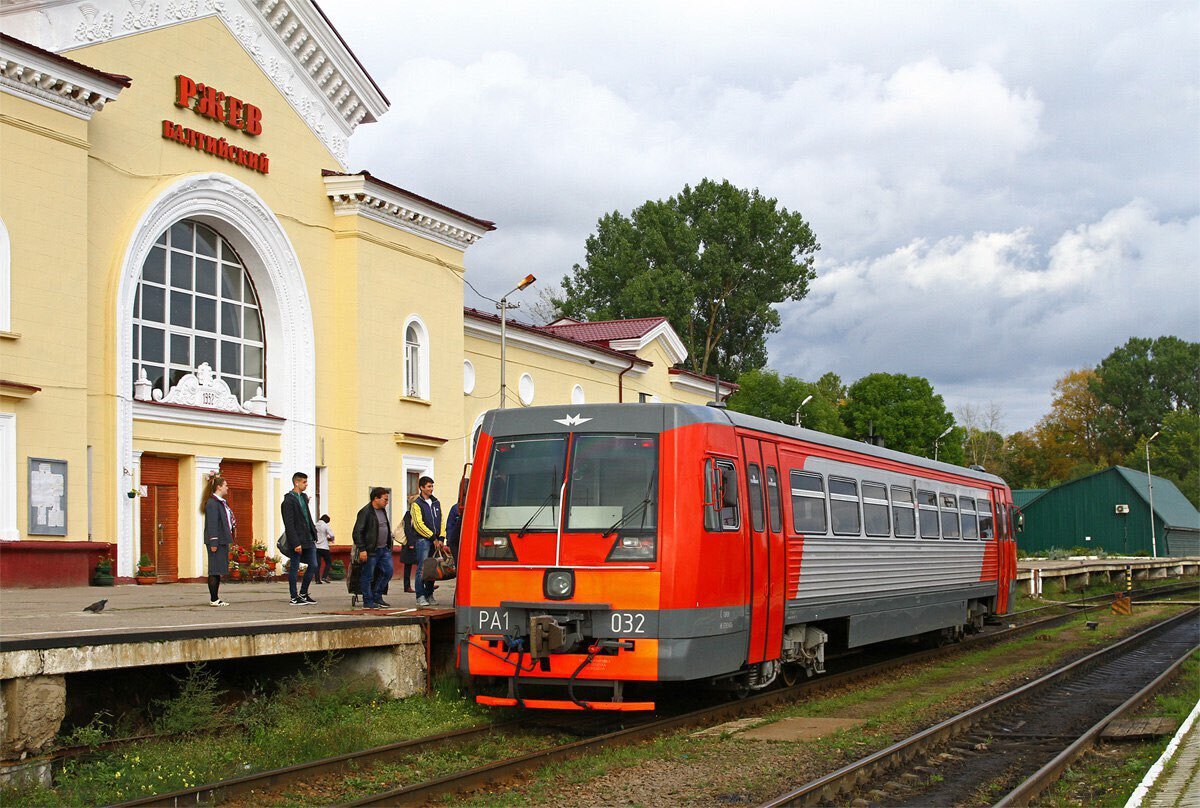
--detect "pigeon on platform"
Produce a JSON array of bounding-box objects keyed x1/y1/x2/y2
[{"x1": 82, "y1": 599, "x2": 108, "y2": 613}]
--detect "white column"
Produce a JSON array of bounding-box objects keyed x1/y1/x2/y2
[
  {"x1": 196, "y1": 456, "x2": 222, "y2": 570},
  {"x1": 124, "y1": 450, "x2": 144, "y2": 576},
  {"x1": 268, "y1": 461, "x2": 283, "y2": 560}
]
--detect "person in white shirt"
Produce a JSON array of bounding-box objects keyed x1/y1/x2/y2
[{"x1": 314, "y1": 514, "x2": 334, "y2": 584}]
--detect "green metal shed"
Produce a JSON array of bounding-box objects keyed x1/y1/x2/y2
[{"x1": 1017, "y1": 466, "x2": 1200, "y2": 557}]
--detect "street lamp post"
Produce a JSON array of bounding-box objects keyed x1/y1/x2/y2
[
  {"x1": 933, "y1": 426, "x2": 953, "y2": 462},
  {"x1": 497, "y1": 274, "x2": 536, "y2": 409},
  {"x1": 1146, "y1": 430, "x2": 1160, "y2": 558},
  {"x1": 794, "y1": 394, "x2": 813, "y2": 427}
]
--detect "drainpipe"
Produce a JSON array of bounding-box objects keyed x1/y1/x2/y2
[{"x1": 617, "y1": 356, "x2": 636, "y2": 403}]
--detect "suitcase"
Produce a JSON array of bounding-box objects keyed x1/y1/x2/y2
[{"x1": 347, "y1": 557, "x2": 364, "y2": 607}]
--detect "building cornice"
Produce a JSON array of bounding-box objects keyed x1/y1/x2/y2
[
  {"x1": 607, "y1": 319, "x2": 688, "y2": 365},
  {"x1": 133, "y1": 400, "x2": 285, "y2": 433},
  {"x1": 0, "y1": 32, "x2": 129, "y2": 119},
  {"x1": 323, "y1": 171, "x2": 494, "y2": 251},
  {"x1": 0, "y1": 0, "x2": 388, "y2": 167},
  {"x1": 668, "y1": 369, "x2": 736, "y2": 398}
]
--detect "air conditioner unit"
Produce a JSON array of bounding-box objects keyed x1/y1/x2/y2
[{"x1": 1114, "y1": 504, "x2": 1130, "y2": 514}]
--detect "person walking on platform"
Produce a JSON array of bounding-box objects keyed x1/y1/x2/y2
[
  {"x1": 281, "y1": 471, "x2": 318, "y2": 605},
  {"x1": 353, "y1": 487, "x2": 393, "y2": 609},
  {"x1": 202, "y1": 474, "x2": 233, "y2": 606},
  {"x1": 314, "y1": 514, "x2": 334, "y2": 584},
  {"x1": 410, "y1": 476, "x2": 445, "y2": 608}
]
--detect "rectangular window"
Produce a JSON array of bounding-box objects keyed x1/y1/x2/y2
[
  {"x1": 862, "y1": 481, "x2": 890, "y2": 537},
  {"x1": 918, "y1": 488, "x2": 939, "y2": 538},
  {"x1": 567, "y1": 434, "x2": 658, "y2": 532},
  {"x1": 747, "y1": 463, "x2": 765, "y2": 532},
  {"x1": 704, "y1": 459, "x2": 740, "y2": 531},
  {"x1": 765, "y1": 467, "x2": 782, "y2": 533},
  {"x1": 940, "y1": 493, "x2": 960, "y2": 538},
  {"x1": 480, "y1": 436, "x2": 568, "y2": 531},
  {"x1": 829, "y1": 476, "x2": 861, "y2": 535},
  {"x1": 960, "y1": 496, "x2": 979, "y2": 539},
  {"x1": 892, "y1": 485, "x2": 916, "y2": 538},
  {"x1": 979, "y1": 498, "x2": 994, "y2": 539},
  {"x1": 790, "y1": 471, "x2": 826, "y2": 534}
]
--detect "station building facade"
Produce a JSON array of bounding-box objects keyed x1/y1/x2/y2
[{"x1": 0, "y1": 1, "x2": 731, "y2": 586}]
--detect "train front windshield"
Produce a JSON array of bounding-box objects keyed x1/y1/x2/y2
[{"x1": 480, "y1": 433, "x2": 658, "y2": 535}]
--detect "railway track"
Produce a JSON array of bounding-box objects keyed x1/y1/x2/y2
[
  {"x1": 107, "y1": 585, "x2": 1195, "y2": 808},
  {"x1": 761, "y1": 608, "x2": 1199, "y2": 807}
]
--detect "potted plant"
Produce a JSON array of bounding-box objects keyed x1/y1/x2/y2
[
  {"x1": 93, "y1": 553, "x2": 114, "y2": 587},
  {"x1": 265, "y1": 556, "x2": 278, "y2": 575},
  {"x1": 135, "y1": 553, "x2": 157, "y2": 585},
  {"x1": 230, "y1": 564, "x2": 242, "y2": 581},
  {"x1": 251, "y1": 562, "x2": 268, "y2": 581},
  {"x1": 232, "y1": 543, "x2": 250, "y2": 564},
  {"x1": 252, "y1": 542, "x2": 266, "y2": 560},
  {"x1": 329, "y1": 559, "x2": 346, "y2": 581}
]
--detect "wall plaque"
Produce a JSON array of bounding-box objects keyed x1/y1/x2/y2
[{"x1": 28, "y1": 457, "x2": 67, "y2": 536}]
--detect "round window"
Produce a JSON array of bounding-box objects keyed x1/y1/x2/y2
[
  {"x1": 463, "y1": 360, "x2": 476, "y2": 394},
  {"x1": 518, "y1": 373, "x2": 535, "y2": 405}
]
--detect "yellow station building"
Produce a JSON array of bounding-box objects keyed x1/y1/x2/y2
[{"x1": 0, "y1": 0, "x2": 732, "y2": 586}]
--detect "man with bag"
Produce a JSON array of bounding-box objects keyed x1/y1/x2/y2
[
  {"x1": 352, "y1": 487, "x2": 393, "y2": 610},
  {"x1": 280, "y1": 471, "x2": 319, "y2": 606},
  {"x1": 410, "y1": 476, "x2": 445, "y2": 607}
]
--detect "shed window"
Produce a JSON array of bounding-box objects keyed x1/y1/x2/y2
[
  {"x1": 790, "y1": 471, "x2": 826, "y2": 534},
  {"x1": 892, "y1": 485, "x2": 916, "y2": 538},
  {"x1": 829, "y1": 476, "x2": 861, "y2": 535},
  {"x1": 862, "y1": 482, "x2": 890, "y2": 537},
  {"x1": 918, "y1": 489, "x2": 939, "y2": 538}
]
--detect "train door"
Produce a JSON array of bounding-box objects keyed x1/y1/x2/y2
[{"x1": 741, "y1": 437, "x2": 784, "y2": 665}]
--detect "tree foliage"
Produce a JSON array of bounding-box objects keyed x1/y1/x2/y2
[
  {"x1": 957, "y1": 401, "x2": 1005, "y2": 469},
  {"x1": 1092, "y1": 336, "x2": 1200, "y2": 455},
  {"x1": 1124, "y1": 410, "x2": 1200, "y2": 508},
  {"x1": 841, "y1": 373, "x2": 962, "y2": 463},
  {"x1": 1030, "y1": 368, "x2": 1121, "y2": 483},
  {"x1": 726, "y1": 369, "x2": 845, "y2": 435},
  {"x1": 552, "y1": 179, "x2": 819, "y2": 379}
]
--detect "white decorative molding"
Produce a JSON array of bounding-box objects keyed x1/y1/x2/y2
[
  {"x1": 462, "y1": 359, "x2": 475, "y2": 395},
  {"x1": 0, "y1": 0, "x2": 390, "y2": 168},
  {"x1": 669, "y1": 370, "x2": 736, "y2": 399},
  {"x1": 518, "y1": 372, "x2": 534, "y2": 406},
  {"x1": 153, "y1": 361, "x2": 269, "y2": 415},
  {"x1": 0, "y1": 412, "x2": 17, "y2": 541},
  {"x1": 195, "y1": 455, "x2": 223, "y2": 475},
  {"x1": 116, "y1": 172, "x2": 314, "y2": 576},
  {"x1": 323, "y1": 173, "x2": 493, "y2": 250},
  {"x1": 0, "y1": 216, "x2": 9, "y2": 333},
  {"x1": 0, "y1": 34, "x2": 128, "y2": 120},
  {"x1": 607, "y1": 320, "x2": 689, "y2": 366}
]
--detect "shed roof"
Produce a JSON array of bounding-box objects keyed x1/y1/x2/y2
[
  {"x1": 1112, "y1": 466, "x2": 1200, "y2": 530},
  {"x1": 1013, "y1": 489, "x2": 1047, "y2": 509}
]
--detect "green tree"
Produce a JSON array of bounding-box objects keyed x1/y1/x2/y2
[
  {"x1": 840, "y1": 373, "x2": 963, "y2": 463},
  {"x1": 1126, "y1": 409, "x2": 1200, "y2": 508},
  {"x1": 1092, "y1": 336, "x2": 1200, "y2": 455},
  {"x1": 1032, "y1": 367, "x2": 1120, "y2": 483},
  {"x1": 993, "y1": 430, "x2": 1051, "y2": 490},
  {"x1": 726, "y1": 369, "x2": 845, "y2": 435},
  {"x1": 552, "y1": 179, "x2": 820, "y2": 379}
]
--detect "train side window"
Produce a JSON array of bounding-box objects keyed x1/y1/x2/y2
[
  {"x1": 918, "y1": 489, "x2": 939, "y2": 538},
  {"x1": 790, "y1": 471, "x2": 827, "y2": 534},
  {"x1": 765, "y1": 466, "x2": 783, "y2": 533},
  {"x1": 829, "y1": 476, "x2": 861, "y2": 535},
  {"x1": 704, "y1": 459, "x2": 740, "y2": 531},
  {"x1": 978, "y1": 498, "x2": 994, "y2": 539},
  {"x1": 891, "y1": 486, "x2": 916, "y2": 538},
  {"x1": 960, "y1": 496, "x2": 979, "y2": 539},
  {"x1": 862, "y1": 481, "x2": 890, "y2": 537},
  {"x1": 940, "y1": 493, "x2": 961, "y2": 538},
  {"x1": 747, "y1": 464, "x2": 765, "y2": 532}
]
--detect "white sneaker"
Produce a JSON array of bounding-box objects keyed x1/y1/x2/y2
[
  {"x1": 209, "y1": 599, "x2": 229, "y2": 607},
  {"x1": 416, "y1": 596, "x2": 430, "y2": 607},
  {"x1": 425, "y1": 595, "x2": 438, "y2": 606}
]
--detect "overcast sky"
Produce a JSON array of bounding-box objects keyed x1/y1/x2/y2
[{"x1": 325, "y1": 0, "x2": 1199, "y2": 433}]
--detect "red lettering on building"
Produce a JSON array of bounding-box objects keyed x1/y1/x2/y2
[
  {"x1": 173, "y1": 74, "x2": 263, "y2": 136},
  {"x1": 160, "y1": 118, "x2": 270, "y2": 175}
]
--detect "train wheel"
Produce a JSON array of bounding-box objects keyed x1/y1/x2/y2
[{"x1": 781, "y1": 662, "x2": 800, "y2": 687}]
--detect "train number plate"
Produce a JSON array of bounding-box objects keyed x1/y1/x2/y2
[{"x1": 609, "y1": 612, "x2": 647, "y2": 635}]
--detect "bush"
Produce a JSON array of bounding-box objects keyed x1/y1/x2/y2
[{"x1": 152, "y1": 664, "x2": 226, "y2": 735}]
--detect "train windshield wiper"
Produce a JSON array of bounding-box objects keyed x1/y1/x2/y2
[
  {"x1": 518, "y1": 469, "x2": 559, "y2": 537},
  {"x1": 602, "y1": 473, "x2": 657, "y2": 538}
]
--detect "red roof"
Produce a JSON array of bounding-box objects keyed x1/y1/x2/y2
[
  {"x1": 542, "y1": 317, "x2": 668, "y2": 346},
  {"x1": 463, "y1": 308, "x2": 650, "y2": 366}
]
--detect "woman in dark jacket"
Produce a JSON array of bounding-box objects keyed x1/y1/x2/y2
[{"x1": 202, "y1": 475, "x2": 234, "y2": 606}]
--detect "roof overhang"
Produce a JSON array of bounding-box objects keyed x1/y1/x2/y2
[
  {"x1": 465, "y1": 312, "x2": 651, "y2": 374},
  {"x1": 0, "y1": 33, "x2": 129, "y2": 119},
  {"x1": 607, "y1": 319, "x2": 688, "y2": 365}
]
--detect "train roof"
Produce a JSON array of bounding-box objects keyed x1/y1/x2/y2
[{"x1": 479, "y1": 403, "x2": 1007, "y2": 487}]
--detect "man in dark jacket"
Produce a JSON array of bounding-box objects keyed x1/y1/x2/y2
[
  {"x1": 352, "y1": 487, "x2": 393, "y2": 609},
  {"x1": 281, "y1": 471, "x2": 318, "y2": 605},
  {"x1": 410, "y1": 476, "x2": 445, "y2": 608}
]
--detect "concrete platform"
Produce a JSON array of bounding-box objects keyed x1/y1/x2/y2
[{"x1": 1017, "y1": 556, "x2": 1199, "y2": 597}]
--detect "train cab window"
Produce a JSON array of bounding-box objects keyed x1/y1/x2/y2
[
  {"x1": 862, "y1": 482, "x2": 890, "y2": 537},
  {"x1": 940, "y1": 493, "x2": 961, "y2": 538},
  {"x1": 918, "y1": 489, "x2": 939, "y2": 538},
  {"x1": 566, "y1": 434, "x2": 658, "y2": 532},
  {"x1": 790, "y1": 471, "x2": 827, "y2": 534},
  {"x1": 481, "y1": 435, "x2": 568, "y2": 531},
  {"x1": 891, "y1": 486, "x2": 916, "y2": 538},
  {"x1": 747, "y1": 463, "x2": 766, "y2": 532},
  {"x1": 978, "y1": 498, "x2": 995, "y2": 539},
  {"x1": 829, "y1": 477, "x2": 861, "y2": 535},
  {"x1": 960, "y1": 496, "x2": 979, "y2": 539},
  {"x1": 765, "y1": 467, "x2": 783, "y2": 533},
  {"x1": 704, "y1": 459, "x2": 740, "y2": 532}
]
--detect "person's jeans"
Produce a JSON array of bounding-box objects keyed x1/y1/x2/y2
[
  {"x1": 284, "y1": 545, "x2": 317, "y2": 598},
  {"x1": 415, "y1": 538, "x2": 434, "y2": 599},
  {"x1": 361, "y1": 547, "x2": 393, "y2": 606},
  {"x1": 315, "y1": 548, "x2": 333, "y2": 580}
]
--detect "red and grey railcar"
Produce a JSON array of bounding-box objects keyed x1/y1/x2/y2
[{"x1": 455, "y1": 403, "x2": 1018, "y2": 711}]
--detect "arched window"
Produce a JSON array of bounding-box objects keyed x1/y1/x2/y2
[
  {"x1": 132, "y1": 220, "x2": 265, "y2": 403},
  {"x1": 403, "y1": 316, "x2": 430, "y2": 399}
]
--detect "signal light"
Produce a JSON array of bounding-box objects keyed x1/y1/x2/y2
[{"x1": 477, "y1": 534, "x2": 517, "y2": 560}]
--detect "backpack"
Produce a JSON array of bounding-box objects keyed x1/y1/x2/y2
[{"x1": 401, "y1": 510, "x2": 419, "y2": 548}]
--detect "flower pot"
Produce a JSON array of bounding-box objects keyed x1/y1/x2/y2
[
  {"x1": 231, "y1": 567, "x2": 242, "y2": 580},
  {"x1": 237, "y1": 554, "x2": 249, "y2": 564},
  {"x1": 92, "y1": 573, "x2": 115, "y2": 587},
  {"x1": 135, "y1": 575, "x2": 156, "y2": 585},
  {"x1": 254, "y1": 549, "x2": 266, "y2": 560}
]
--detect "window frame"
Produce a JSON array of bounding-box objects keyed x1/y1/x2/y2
[
  {"x1": 939, "y1": 493, "x2": 961, "y2": 539},
  {"x1": 861, "y1": 481, "x2": 891, "y2": 537},
  {"x1": 918, "y1": 488, "x2": 940, "y2": 539},
  {"x1": 704, "y1": 458, "x2": 741, "y2": 532},
  {"x1": 960, "y1": 495, "x2": 979, "y2": 539},
  {"x1": 891, "y1": 485, "x2": 917, "y2": 538},
  {"x1": 789, "y1": 470, "x2": 827, "y2": 535},
  {"x1": 747, "y1": 463, "x2": 766, "y2": 533},
  {"x1": 765, "y1": 466, "x2": 783, "y2": 533},
  {"x1": 978, "y1": 497, "x2": 995, "y2": 539},
  {"x1": 401, "y1": 315, "x2": 431, "y2": 400},
  {"x1": 828, "y1": 475, "x2": 862, "y2": 536}
]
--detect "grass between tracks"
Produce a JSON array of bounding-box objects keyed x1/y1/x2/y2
[
  {"x1": 453, "y1": 605, "x2": 1193, "y2": 807},
  {"x1": 1, "y1": 658, "x2": 491, "y2": 807},
  {"x1": 1031, "y1": 651, "x2": 1200, "y2": 808}
]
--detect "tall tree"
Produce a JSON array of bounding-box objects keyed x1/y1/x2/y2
[
  {"x1": 840, "y1": 373, "x2": 962, "y2": 463},
  {"x1": 1126, "y1": 409, "x2": 1200, "y2": 508},
  {"x1": 726, "y1": 369, "x2": 845, "y2": 435},
  {"x1": 1033, "y1": 368, "x2": 1119, "y2": 483},
  {"x1": 957, "y1": 401, "x2": 1005, "y2": 469},
  {"x1": 993, "y1": 430, "x2": 1051, "y2": 490},
  {"x1": 552, "y1": 179, "x2": 819, "y2": 379},
  {"x1": 1092, "y1": 336, "x2": 1200, "y2": 455}
]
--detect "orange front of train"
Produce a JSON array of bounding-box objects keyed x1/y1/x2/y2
[{"x1": 455, "y1": 404, "x2": 737, "y2": 711}]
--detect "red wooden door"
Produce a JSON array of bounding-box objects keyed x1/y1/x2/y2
[
  {"x1": 221, "y1": 460, "x2": 254, "y2": 545},
  {"x1": 139, "y1": 455, "x2": 179, "y2": 581}
]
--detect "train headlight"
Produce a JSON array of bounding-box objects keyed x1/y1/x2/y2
[
  {"x1": 477, "y1": 535, "x2": 517, "y2": 561},
  {"x1": 543, "y1": 569, "x2": 574, "y2": 600},
  {"x1": 606, "y1": 535, "x2": 656, "y2": 561}
]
